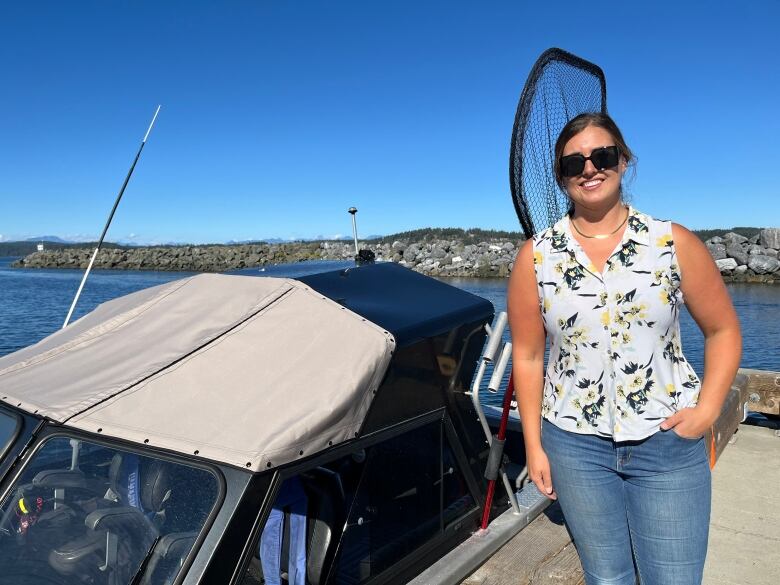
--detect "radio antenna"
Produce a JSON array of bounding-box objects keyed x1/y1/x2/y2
[{"x1": 62, "y1": 105, "x2": 161, "y2": 328}]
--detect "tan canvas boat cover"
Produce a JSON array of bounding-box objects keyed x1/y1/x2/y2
[{"x1": 0, "y1": 274, "x2": 395, "y2": 471}]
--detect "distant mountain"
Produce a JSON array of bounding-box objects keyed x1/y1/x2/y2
[
  {"x1": 0, "y1": 240, "x2": 126, "y2": 257},
  {"x1": 224, "y1": 239, "x2": 271, "y2": 245},
  {"x1": 1, "y1": 241, "x2": 71, "y2": 256},
  {"x1": 24, "y1": 235, "x2": 73, "y2": 243}
]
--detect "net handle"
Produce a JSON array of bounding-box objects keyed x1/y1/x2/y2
[{"x1": 508, "y1": 48, "x2": 607, "y2": 238}]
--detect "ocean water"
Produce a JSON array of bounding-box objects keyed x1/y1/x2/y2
[
  {"x1": 1, "y1": 258, "x2": 778, "y2": 401},
  {"x1": 0, "y1": 258, "x2": 354, "y2": 356}
]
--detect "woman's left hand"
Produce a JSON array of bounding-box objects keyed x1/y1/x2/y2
[{"x1": 660, "y1": 406, "x2": 718, "y2": 439}]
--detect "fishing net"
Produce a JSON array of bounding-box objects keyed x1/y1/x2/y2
[{"x1": 509, "y1": 48, "x2": 607, "y2": 237}]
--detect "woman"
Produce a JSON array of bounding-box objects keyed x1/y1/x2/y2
[{"x1": 507, "y1": 112, "x2": 741, "y2": 585}]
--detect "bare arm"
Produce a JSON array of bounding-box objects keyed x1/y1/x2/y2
[
  {"x1": 507, "y1": 240, "x2": 555, "y2": 498},
  {"x1": 660, "y1": 224, "x2": 742, "y2": 436}
]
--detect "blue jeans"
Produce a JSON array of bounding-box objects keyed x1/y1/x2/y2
[
  {"x1": 259, "y1": 478, "x2": 307, "y2": 585},
  {"x1": 541, "y1": 419, "x2": 711, "y2": 585}
]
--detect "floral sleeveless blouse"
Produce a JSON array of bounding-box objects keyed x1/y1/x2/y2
[{"x1": 532, "y1": 206, "x2": 701, "y2": 441}]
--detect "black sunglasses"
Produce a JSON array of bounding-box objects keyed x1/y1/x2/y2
[{"x1": 559, "y1": 146, "x2": 620, "y2": 178}]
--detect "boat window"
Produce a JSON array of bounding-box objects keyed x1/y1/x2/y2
[
  {"x1": 441, "y1": 434, "x2": 476, "y2": 530},
  {"x1": 333, "y1": 420, "x2": 476, "y2": 583},
  {"x1": 0, "y1": 435, "x2": 219, "y2": 585},
  {"x1": 0, "y1": 409, "x2": 19, "y2": 460},
  {"x1": 242, "y1": 476, "x2": 311, "y2": 585},
  {"x1": 241, "y1": 461, "x2": 359, "y2": 585},
  {"x1": 239, "y1": 420, "x2": 477, "y2": 585}
]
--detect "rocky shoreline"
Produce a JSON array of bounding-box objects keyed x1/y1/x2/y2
[{"x1": 12, "y1": 228, "x2": 780, "y2": 283}]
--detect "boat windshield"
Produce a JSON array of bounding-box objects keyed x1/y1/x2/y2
[
  {"x1": 0, "y1": 409, "x2": 19, "y2": 460},
  {"x1": 0, "y1": 435, "x2": 220, "y2": 585}
]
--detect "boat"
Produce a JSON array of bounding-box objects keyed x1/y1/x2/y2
[{"x1": 0, "y1": 262, "x2": 543, "y2": 584}]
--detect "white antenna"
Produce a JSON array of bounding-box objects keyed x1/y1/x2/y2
[{"x1": 62, "y1": 105, "x2": 162, "y2": 328}]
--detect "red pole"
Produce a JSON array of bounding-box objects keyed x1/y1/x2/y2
[
  {"x1": 480, "y1": 481, "x2": 496, "y2": 529},
  {"x1": 496, "y1": 372, "x2": 515, "y2": 440},
  {"x1": 480, "y1": 372, "x2": 515, "y2": 530}
]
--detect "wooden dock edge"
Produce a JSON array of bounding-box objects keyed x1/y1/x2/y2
[
  {"x1": 709, "y1": 368, "x2": 780, "y2": 465},
  {"x1": 738, "y1": 367, "x2": 780, "y2": 416}
]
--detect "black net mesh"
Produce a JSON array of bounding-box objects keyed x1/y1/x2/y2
[{"x1": 509, "y1": 48, "x2": 607, "y2": 237}]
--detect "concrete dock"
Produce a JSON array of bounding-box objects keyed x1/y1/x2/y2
[
  {"x1": 705, "y1": 421, "x2": 780, "y2": 585},
  {"x1": 461, "y1": 421, "x2": 780, "y2": 585}
]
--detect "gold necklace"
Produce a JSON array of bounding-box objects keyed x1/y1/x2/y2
[{"x1": 570, "y1": 207, "x2": 629, "y2": 240}]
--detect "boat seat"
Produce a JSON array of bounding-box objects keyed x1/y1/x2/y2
[
  {"x1": 139, "y1": 531, "x2": 198, "y2": 585},
  {"x1": 301, "y1": 467, "x2": 346, "y2": 585},
  {"x1": 31, "y1": 467, "x2": 110, "y2": 530},
  {"x1": 47, "y1": 529, "x2": 107, "y2": 577},
  {"x1": 251, "y1": 466, "x2": 348, "y2": 585},
  {"x1": 49, "y1": 455, "x2": 171, "y2": 582},
  {"x1": 33, "y1": 468, "x2": 89, "y2": 490}
]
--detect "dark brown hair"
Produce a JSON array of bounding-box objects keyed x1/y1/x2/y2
[{"x1": 553, "y1": 112, "x2": 634, "y2": 190}]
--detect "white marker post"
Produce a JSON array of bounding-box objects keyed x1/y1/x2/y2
[{"x1": 348, "y1": 207, "x2": 359, "y2": 256}]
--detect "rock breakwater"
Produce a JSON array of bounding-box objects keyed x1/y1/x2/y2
[
  {"x1": 705, "y1": 228, "x2": 780, "y2": 283},
  {"x1": 12, "y1": 228, "x2": 780, "y2": 282},
  {"x1": 12, "y1": 239, "x2": 522, "y2": 278}
]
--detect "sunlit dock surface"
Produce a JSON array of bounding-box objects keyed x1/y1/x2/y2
[{"x1": 460, "y1": 422, "x2": 780, "y2": 585}]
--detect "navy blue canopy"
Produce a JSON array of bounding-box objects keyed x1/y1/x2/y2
[{"x1": 299, "y1": 262, "x2": 494, "y2": 347}]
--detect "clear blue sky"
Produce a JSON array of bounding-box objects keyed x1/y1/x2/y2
[{"x1": 1, "y1": 1, "x2": 778, "y2": 244}]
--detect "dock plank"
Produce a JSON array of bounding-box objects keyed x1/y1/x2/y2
[
  {"x1": 462, "y1": 503, "x2": 584, "y2": 585},
  {"x1": 530, "y1": 544, "x2": 585, "y2": 585}
]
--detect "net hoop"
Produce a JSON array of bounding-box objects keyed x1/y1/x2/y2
[{"x1": 509, "y1": 48, "x2": 608, "y2": 237}]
